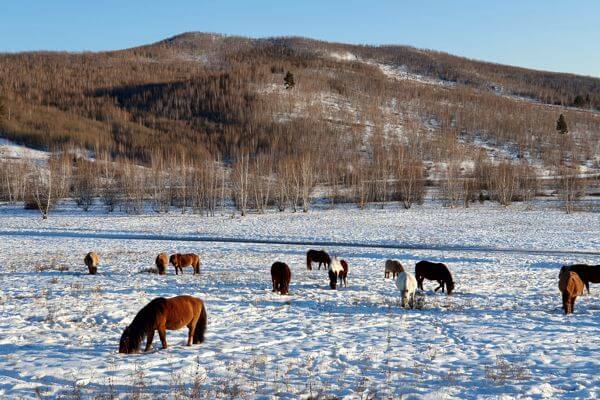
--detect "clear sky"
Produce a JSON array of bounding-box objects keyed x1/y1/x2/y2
[{"x1": 1, "y1": 0, "x2": 599, "y2": 77}]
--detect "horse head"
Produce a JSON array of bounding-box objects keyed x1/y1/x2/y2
[
  {"x1": 169, "y1": 254, "x2": 178, "y2": 266},
  {"x1": 447, "y1": 280, "x2": 455, "y2": 295},
  {"x1": 119, "y1": 325, "x2": 139, "y2": 354}
]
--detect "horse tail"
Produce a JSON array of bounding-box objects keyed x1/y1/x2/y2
[{"x1": 194, "y1": 302, "x2": 207, "y2": 344}]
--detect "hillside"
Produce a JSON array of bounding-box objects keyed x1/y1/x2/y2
[{"x1": 0, "y1": 32, "x2": 599, "y2": 213}]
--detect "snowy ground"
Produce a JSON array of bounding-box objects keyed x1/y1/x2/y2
[{"x1": 0, "y1": 202, "x2": 599, "y2": 399}]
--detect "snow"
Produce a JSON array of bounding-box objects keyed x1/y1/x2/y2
[
  {"x1": 329, "y1": 51, "x2": 358, "y2": 61},
  {"x1": 0, "y1": 139, "x2": 49, "y2": 161},
  {"x1": 0, "y1": 203, "x2": 599, "y2": 398}
]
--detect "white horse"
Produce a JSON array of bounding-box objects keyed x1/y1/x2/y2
[{"x1": 395, "y1": 271, "x2": 418, "y2": 308}]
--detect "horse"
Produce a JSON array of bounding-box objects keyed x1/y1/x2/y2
[
  {"x1": 306, "y1": 249, "x2": 331, "y2": 270},
  {"x1": 119, "y1": 295, "x2": 207, "y2": 353},
  {"x1": 271, "y1": 262, "x2": 292, "y2": 295},
  {"x1": 560, "y1": 264, "x2": 600, "y2": 293},
  {"x1": 169, "y1": 253, "x2": 201, "y2": 275},
  {"x1": 155, "y1": 253, "x2": 168, "y2": 275},
  {"x1": 84, "y1": 252, "x2": 99, "y2": 275},
  {"x1": 384, "y1": 259, "x2": 404, "y2": 279},
  {"x1": 396, "y1": 271, "x2": 418, "y2": 308},
  {"x1": 328, "y1": 257, "x2": 348, "y2": 289},
  {"x1": 558, "y1": 269, "x2": 585, "y2": 315},
  {"x1": 415, "y1": 260, "x2": 454, "y2": 294}
]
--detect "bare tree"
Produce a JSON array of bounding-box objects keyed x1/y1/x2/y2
[
  {"x1": 27, "y1": 154, "x2": 68, "y2": 219},
  {"x1": 397, "y1": 155, "x2": 426, "y2": 209},
  {"x1": 232, "y1": 153, "x2": 250, "y2": 216},
  {"x1": 557, "y1": 166, "x2": 583, "y2": 213}
]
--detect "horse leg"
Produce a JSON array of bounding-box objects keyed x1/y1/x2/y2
[
  {"x1": 158, "y1": 328, "x2": 168, "y2": 349},
  {"x1": 586, "y1": 281, "x2": 590, "y2": 294},
  {"x1": 187, "y1": 323, "x2": 195, "y2": 346},
  {"x1": 562, "y1": 292, "x2": 569, "y2": 314},
  {"x1": 417, "y1": 278, "x2": 424, "y2": 291},
  {"x1": 385, "y1": 271, "x2": 388, "y2": 278},
  {"x1": 144, "y1": 330, "x2": 155, "y2": 352},
  {"x1": 570, "y1": 296, "x2": 576, "y2": 314}
]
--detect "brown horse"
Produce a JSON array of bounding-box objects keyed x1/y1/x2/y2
[
  {"x1": 561, "y1": 264, "x2": 600, "y2": 293},
  {"x1": 415, "y1": 260, "x2": 454, "y2": 294},
  {"x1": 328, "y1": 257, "x2": 348, "y2": 289},
  {"x1": 384, "y1": 259, "x2": 404, "y2": 279},
  {"x1": 119, "y1": 295, "x2": 207, "y2": 353},
  {"x1": 306, "y1": 249, "x2": 331, "y2": 270},
  {"x1": 271, "y1": 262, "x2": 292, "y2": 295},
  {"x1": 169, "y1": 253, "x2": 201, "y2": 275},
  {"x1": 559, "y1": 269, "x2": 585, "y2": 315},
  {"x1": 155, "y1": 253, "x2": 168, "y2": 275},
  {"x1": 84, "y1": 252, "x2": 99, "y2": 275}
]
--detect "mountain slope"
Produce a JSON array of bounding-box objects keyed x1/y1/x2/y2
[{"x1": 0, "y1": 32, "x2": 598, "y2": 171}]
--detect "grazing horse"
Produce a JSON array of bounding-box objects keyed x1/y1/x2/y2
[
  {"x1": 328, "y1": 257, "x2": 348, "y2": 289},
  {"x1": 84, "y1": 252, "x2": 99, "y2": 275},
  {"x1": 155, "y1": 253, "x2": 168, "y2": 275},
  {"x1": 119, "y1": 295, "x2": 207, "y2": 353},
  {"x1": 415, "y1": 260, "x2": 454, "y2": 294},
  {"x1": 306, "y1": 249, "x2": 331, "y2": 270},
  {"x1": 560, "y1": 264, "x2": 600, "y2": 293},
  {"x1": 271, "y1": 262, "x2": 292, "y2": 295},
  {"x1": 169, "y1": 253, "x2": 201, "y2": 275},
  {"x1": 558, "y1": 269, "x2": 585, "y2": 315},
  {"x1": 396, "y1": 271, "x2": 418, "y2": 308},
  {"x1": 384, "y1": 259, "x2": 404, "y2": 279}
]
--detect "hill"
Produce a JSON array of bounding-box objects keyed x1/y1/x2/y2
[{"x1": 0, "y1": 32, "x2": 598, "y2": 212}]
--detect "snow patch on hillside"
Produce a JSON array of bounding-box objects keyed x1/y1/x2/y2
[
  {"x1": 329, "y1": 51, "x2": 357, "y2": 61},
  {"x1": 0, "y1": 139, "x2": 49, "y2": 161}
]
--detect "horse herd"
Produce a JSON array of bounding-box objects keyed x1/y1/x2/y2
[{"x1": 80, "y1": 251, "x2": 599, "y2": 354}]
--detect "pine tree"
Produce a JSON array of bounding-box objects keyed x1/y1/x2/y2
[
  {"x1": 284, "y1": 71, "x2": 295, "y2": 90},
  {"x1": 573, "y1": 95, "x2": 585, "y2": 107},
  {"x1": 556, "y1": 114, "x2": 568, "y2": 135}
]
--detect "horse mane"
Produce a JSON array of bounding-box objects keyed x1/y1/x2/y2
[{"x1": 122, "y1": 298, "x2": 166, "y2": 352}]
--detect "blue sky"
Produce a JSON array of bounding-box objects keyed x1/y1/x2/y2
[{"x1": 1, "y1": 0, "x2": 599, "y2": 77}]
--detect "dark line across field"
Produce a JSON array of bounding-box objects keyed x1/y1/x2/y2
[{"x1": 0, "y1": 230, "x2": 599, "y2": 257}]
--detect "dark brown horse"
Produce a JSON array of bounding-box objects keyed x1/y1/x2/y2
[
  {"x1": 384, "y1": 259, "x2": 404, "y2": 279},
  {"x1": 169, "y1": 253, "x2": 201, "y2": 275},
  {"x1": 119, "y1": 295, "x2": 207, "y2": 353},
  {"x1": 155, "y1": 253, "x2": 168, "y2": 275},
  {"x1": 559, "y1": 269, "x2": 585, "y2": 314},
  {"x1": 306, "y1": 249, "x2": 331, "y2": 270},
  {"x1": 271, "y1": 262, "x2": 292, "y2": 295},
  {"x1": 84, "y1": 252, "x2": 99, "y2": 275},
  {"x1": 415, "y1": 260, "x2": 454, "y2": 294},
  {"x1": 328, "y1": 257, "x2": 348, "y2": 289},
  {"x1": 561, "y1": 264, "x2": 600, "y2": 293}
]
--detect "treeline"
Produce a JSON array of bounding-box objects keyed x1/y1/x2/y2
[{"x1": 0, "y1": 131, "x2": 587, "y2": 218}]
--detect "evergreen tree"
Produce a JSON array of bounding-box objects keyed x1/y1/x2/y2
[
  {"x1": 573, "y1": 95, "x2": 585, "y2": 107},
  {"x1": 556, "y1": 114, "x2": 568, "y2": 135},
  {"x1": 284, "y1": 71, "x2": 295, "y2": 89}
]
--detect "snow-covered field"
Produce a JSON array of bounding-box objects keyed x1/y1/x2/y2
[{"x1": 0, "y1": 203, "x2": 599, "y2": 399}]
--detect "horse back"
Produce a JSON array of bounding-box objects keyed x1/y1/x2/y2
[
  {"x1": 565, "y1": 264, "x2": 600, "y2": 283},
  {"x1": 416, "y1": 260, "x2": 451, "y2": 280},
  {"x1": 84, "y1": 252, "x2": 99, "y2": 267},
  {"x1": 271, "y1": 262, "x2": 291, "y2": 281},
  {"x1": 164, "y1": 296, "x2": 203, "y2": 329}
]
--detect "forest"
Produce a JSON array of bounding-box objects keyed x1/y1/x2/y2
[{"x1": 0, "y1": 32, "x2": 598, "y2": 216}]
